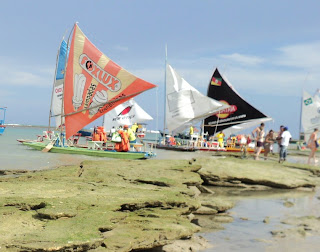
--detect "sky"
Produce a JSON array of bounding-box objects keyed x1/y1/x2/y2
[{"x1": 1, "y1": 0, "x2": 320, "y2": 138}]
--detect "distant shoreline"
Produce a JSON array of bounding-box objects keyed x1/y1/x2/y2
[{"x1": 5, "y1": 125, "x2": 56, "y2": 129}]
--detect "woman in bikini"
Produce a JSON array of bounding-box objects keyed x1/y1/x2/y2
[{"x1": 308, "y1": 128, "x2": 319, "y2": 165}]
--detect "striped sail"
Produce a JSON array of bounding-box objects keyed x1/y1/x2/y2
[{"x1": 64, "y1": 24, "x2": 156, "y2": 139}]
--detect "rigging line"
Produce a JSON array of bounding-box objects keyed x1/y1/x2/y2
[
  {"x1": 213, "y1": 110, "x2": 221, "y2": 136},
  {"x1": 204, "y1": 118, "x2": 271, "y2": 127},
  {"x1": 52, "y1": 88, "x2": 155, "y2": 118}
]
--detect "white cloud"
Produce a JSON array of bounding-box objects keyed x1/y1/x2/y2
[
  {"x1": 274, "y1": 41, "x2": 320, "y2": 70},
  {"x1": 0, "y1": 58, "x2": 53, "y2": 87},
  {"x1": 220, "y1": 53, "x2": 265, "y2": 66},
  {"x1": 113, "y1": 45, "x2": 129, "y2": 52}
]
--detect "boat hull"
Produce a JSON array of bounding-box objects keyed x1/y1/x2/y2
[
  {"x1": 197, "y1": 146, "x2": 262, "y2": 153},
  {"x1": 22, "y1": 142, "x2": 150, "y2": 160},
  {"x1": 0, "y1": 126, "x2": 5, "y2": 135},
  {"x1": 156, "y1": 144, "x2": 195, "y2": 152}
]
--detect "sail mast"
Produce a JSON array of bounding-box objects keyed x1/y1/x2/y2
[
  {"x1": 60, "y1": 23, "x2": 76, "y2": 144},
  {"x1": 163, "y1": 44, "x2": 167, "y2": 137},
  {"x1": 299, "y1": 73, "x2": 309, "y2": 140}
]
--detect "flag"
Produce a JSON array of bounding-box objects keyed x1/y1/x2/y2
[
  {"x1": 64, "y1": 24, "x2": 156, "y2": 139},
  {"x1": 304, "y1": 97, "x2": 313, "y2": 106},
  {"x1": 211, "y1": 76, "x2": 222, "y2": 86}
]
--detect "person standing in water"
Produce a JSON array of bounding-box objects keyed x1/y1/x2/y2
[
  {"x1": 307, "y1": 128, "x2": 319, "y2": 165},
  {"x1": 278, "y1": 127, "x2": 292, "y2": 163},
  {"x1": 252, "y1": 123, "x2": 265, "y2": 160},
  {"x1": 263, "y1": 130, "x2": 274, "y2": 160}
]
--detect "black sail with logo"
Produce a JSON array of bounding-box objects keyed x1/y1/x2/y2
[{"x1": 204, "y1": 68, "x2": 268, "y2": 136}]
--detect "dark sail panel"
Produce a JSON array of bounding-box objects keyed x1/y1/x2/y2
[{"x1": 204, "y1": 68, "x2": 269, "y2": 136}]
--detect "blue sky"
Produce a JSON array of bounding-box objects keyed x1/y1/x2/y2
[{"x1": 0, "y1": 0, "x2": 320, "y2": 138}]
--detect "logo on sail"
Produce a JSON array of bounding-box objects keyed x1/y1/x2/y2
[
  {"x1": 211, "y1": 76, "x2": 222, "y2": 86},
  {"x1": 118, "y1": 106, "x2": 133, "y2": 116},
  {"x1": 214, "y1": 100, "x2": 237, "y2": 119},
  {"x1": 304, "y1": 97, "x2": 313, "y2": 106},
  {"x1": 79, "y1": 54, "x2": 121, "y2": 92}
]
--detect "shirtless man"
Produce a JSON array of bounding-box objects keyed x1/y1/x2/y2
[{"x1": 252, "y1": 123, "x2": 265, "y2": 160}]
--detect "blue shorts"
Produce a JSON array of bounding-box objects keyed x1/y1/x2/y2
[{"x1": 130, "y1": 139, "x2": 137, "y2": 144}]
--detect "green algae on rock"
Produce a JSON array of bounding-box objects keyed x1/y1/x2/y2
[
  {"x1": 0, "y1": 156, "x2": 319, "y2": 251},
  {"x1": 0, "y1": 159, "x2": 203, "y2": 251}
]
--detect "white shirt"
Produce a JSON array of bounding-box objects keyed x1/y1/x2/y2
[{"x1": 281, "y1": 131, "x2": 292, "y2": 146}]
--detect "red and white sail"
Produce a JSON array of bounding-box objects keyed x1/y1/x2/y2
[
  {"x1": 64, "y1": 24, "x2": 156, "y2": 139},
  {"x1": 103, "y1": 99, "x2": 153, "y2": 131}
]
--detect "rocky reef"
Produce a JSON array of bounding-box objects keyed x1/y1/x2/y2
[{"x1": 0, "y1": 156, "x2": 319, "y2": 251}]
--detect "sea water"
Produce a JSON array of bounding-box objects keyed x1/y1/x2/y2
[
  {"x1": 0, "y1": 126, "x2": 110, "y2": 171},
  {"x1": 201, "y1": 187, "x2": 320, "y2": 252}
]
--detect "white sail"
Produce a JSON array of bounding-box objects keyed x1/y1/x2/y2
[
  {"x1": 51, "y1": 40, "x2": 68, "y2": 128},
  {"x1": 165, "y1": 64, "x2": 229, "y2": 133},
  {"x1": 103, "y1": 99, "x2": 153, "y2": 131},
  {"x1": 302, "y1": 90, "x2": 320, "y2": 140}
]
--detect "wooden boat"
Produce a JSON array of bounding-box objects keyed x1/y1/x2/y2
[
  {"x1": 22, "y1": 141, "x2": 151, "y2": 159},
  {"x1": 156, "y1": 144, "x2": 195, "y2": 152},
  {"x1": 196, "y1": 146, "x2": 259, "y2": 153}
]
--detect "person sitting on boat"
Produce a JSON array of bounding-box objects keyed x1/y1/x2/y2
[
  {"x1": 217, "y1": 131, "x2": 225, "y2": 148},
  {"x1": 168, "y1": 135, "x2": 176, "y2": 146},
  {"x1": 125, "y1": 125, "x2": 137, "y2": 144},
  {"x1": 92, "y1": 127, "x2": 100, "y2": 141},
  {"x1": 131, "y1": 123, "x2": 139, "y2": 133},
  {"x1": 115, "y1": 126, "x2": 129, "y2": 152},
  {"x1": 109, "y1": 126, "x2": 116, "y2": 137},
  {"x1": 189, "y1": 126, "x2": 194, "y2": 138}
]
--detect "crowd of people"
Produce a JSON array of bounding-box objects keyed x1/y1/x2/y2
[
  {"x1": 250, "y1": 123, "x2": 319, "y2": 164},
  {"x1": 91, "y1": 123, "x2": 139, "y2": 152},
  {"x1": 251, "y1": 123, "x2": 292, "y2": 162}
]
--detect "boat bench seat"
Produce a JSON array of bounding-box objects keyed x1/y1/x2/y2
[
  {"x1": 88, "y1": 141, "x2": 104, "y2": 150},
  {"x1": 130, "y1": 143, "x2": 143, "y2": 152}
]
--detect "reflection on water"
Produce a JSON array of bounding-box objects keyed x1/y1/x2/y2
[{"x1": 200, "y1": 187, "x2": 320, "y2": 251}]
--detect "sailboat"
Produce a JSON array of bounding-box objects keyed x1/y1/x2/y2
[
  {"x1": 203, "y1": 68, "x2": 272, "y2": 151},
  {"x1": 103, "y1": 98, "x2": 152, "y2": 137},
  {"x1": 0, "y1": 107, "x2": 7, "y2": 135},
  {"x1": 300, "y1": 90, "x2": 320, "y2": 142},
  {"x1": 23, "y1": 23, "x2": 156, "y2": 159},
  {"x1": 157, "y1": 64, "x2": 229, "y2": 151}
]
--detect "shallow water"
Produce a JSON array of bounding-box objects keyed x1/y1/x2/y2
[
  {"x1": 0, "y1": 126, "x2": 217, "y2": 170},
  {"x1": 0, "y1": 127, "x2": 114, "y2": 170},
  {"x1": 200, "y1": 187, "x2": 320, "y2": 251}
]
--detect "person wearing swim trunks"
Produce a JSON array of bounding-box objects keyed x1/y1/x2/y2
[{"x1": 252, "y1": 123, "x2": 265, "y2": 160}]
